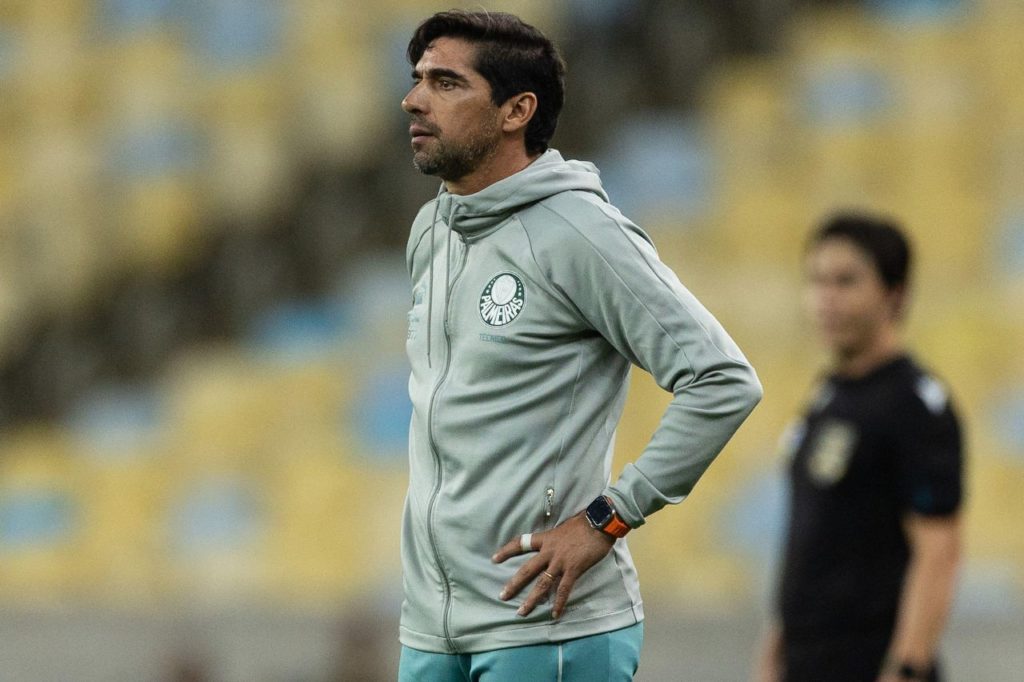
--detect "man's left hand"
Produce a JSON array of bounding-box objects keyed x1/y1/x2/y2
[{"x1": 492, "y1": 512, "x2": 616, "y2": 620}]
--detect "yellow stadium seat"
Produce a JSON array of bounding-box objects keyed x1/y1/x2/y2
[{"x1": 0, "y1": 428, "x2": 89, "y2": 603}]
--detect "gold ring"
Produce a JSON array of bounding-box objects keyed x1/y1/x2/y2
[{"x1": 542, "y1": 571, "x2": 557, "y2": 580}]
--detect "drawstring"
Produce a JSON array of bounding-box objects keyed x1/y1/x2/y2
[
  {"x1": 426, "y1": 184, "x2": 444, "y2": 368},
  {"x1": 444, "y1": 213, "x2": 453, "y2": 323}
]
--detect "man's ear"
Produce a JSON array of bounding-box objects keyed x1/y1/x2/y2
[
  {"x1": 889, "y1": 284, "x2": 910, "y2": 322},
  {"x1": 501, "y1": 92, "x2": 538, "y2": 134}
]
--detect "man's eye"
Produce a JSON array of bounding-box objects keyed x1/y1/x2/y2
[{"x1": 439, "y1": 79, "x2": 456, "y2": 90}]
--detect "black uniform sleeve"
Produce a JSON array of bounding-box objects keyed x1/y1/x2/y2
[{"x1": 892, "y1": 375, "x2": 964, "y2": 517}]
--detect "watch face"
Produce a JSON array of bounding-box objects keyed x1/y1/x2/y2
[
  {"x1": 586, "y1": 496, "x2": 614, "y2": 527},
  {"x1": 898, "y1": 664, "x2": 924, "y2": 679}
]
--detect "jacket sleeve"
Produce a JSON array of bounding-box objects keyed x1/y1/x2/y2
[{"x1": 538, "y1": 200, "x2": 762, "y2": 529}]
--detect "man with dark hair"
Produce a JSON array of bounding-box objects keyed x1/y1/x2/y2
[
  {"x1": 754, "y1": 213, "x2": 964, "y2": 682},
  {"x1": 405, "y1": 9, "x2": 564, "y2": 159},
  {"x1": 398, "y1": 9, "x2": 762, "y2": 681}
]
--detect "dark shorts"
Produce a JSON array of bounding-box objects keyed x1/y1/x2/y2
[{"x1": 783, "y1": 628, "x2": 940, "y2": 682}]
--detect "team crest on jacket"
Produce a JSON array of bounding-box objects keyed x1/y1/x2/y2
[
  {"x1": 807, "y1": 418, "x2": 857, "y2": 486},
  {"x1": 479, "y1": 273, "x2": 525, "y2": 326}
]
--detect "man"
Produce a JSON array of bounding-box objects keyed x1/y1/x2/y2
[
  {"x1": 398, "y1": 10, "x2": 762, "y2": 681},
  {"x1": 754, "y1": 214, "x2": 964, "y2": 682}
]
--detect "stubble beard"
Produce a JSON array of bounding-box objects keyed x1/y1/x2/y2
[{"x1": 412, "y1": 120, "x2": 501, "y2": 182}]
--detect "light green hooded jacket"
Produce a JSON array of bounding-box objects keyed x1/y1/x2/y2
[{"x1": 401, "y1": 149, "x2": 762, "y2": 654}]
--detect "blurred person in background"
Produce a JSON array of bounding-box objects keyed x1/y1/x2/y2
[
  {"x1": 754, "y1": 214, "x2": 964, "y2": 682},
  {"x1": 397, "y1": 10, "x2": 761, "y2": 681}
]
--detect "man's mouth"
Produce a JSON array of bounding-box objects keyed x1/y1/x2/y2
[{"x1": 409, "y1": 124, "x2": 435, "y2": 144}]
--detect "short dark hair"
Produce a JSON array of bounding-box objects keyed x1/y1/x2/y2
[
  {"x1": 808, "y1": 212, "x2": 913, "y2": 290},
  {"x1": 407, "y1": 10, "x2": 565, "y2": 156}
]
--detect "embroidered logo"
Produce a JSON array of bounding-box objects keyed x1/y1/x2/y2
[
  {"x1": 807, "y1": 418, "x2": 857, "y2": 486},
  {"x1": 479, "y1": 273, "x2": 525, "y2": 327}
]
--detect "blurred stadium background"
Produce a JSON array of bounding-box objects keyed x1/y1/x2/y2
[{"x1": 1, "y1": 0, "x2": 1022, "y2": 680}]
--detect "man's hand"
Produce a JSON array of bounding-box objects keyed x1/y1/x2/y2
[{"x1": 492, "y1": 512, "x2": 615, "y2": 620}]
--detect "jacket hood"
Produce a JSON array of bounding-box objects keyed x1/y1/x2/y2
[{"x1": 436, "y1": 149, "x2": 609, "y2": 237}]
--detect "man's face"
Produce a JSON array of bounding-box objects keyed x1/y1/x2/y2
[
  {"x1": 805, "y1": 238, "x2": 899, "y2": 357},
  {"x1": 402, "y1": 37, "x2": 503, "y2": 182}
]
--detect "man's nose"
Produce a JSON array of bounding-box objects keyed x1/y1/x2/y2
[
  {"x1": 402, "y1": 84, "x2": 424, "y2": 114},
  {"x1": 817, "y1": 288, "x2": 843, "y2": 313}
]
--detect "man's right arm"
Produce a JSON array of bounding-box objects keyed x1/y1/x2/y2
[{"x1": 752, "y1": 619, "x2": 783, "y2": 682}]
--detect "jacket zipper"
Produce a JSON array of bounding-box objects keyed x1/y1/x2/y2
[{"x1": 425, "y1": 233, "x2": 469, "y2": 654}]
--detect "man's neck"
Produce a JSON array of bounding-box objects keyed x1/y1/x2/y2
[
  {"x1": 833, "y1": 327, "x2": 903, "y2": 379},
  {"x1": 445, "y1": 146, "x2": 541, "y2": 196}
]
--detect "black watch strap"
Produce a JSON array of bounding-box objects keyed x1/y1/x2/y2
[{"x1": 894, "y1": 661, "x2": 931, "y2": 680}]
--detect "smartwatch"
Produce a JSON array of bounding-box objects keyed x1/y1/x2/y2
[
  {"x1": 585, "y1": 495, "x2": 631, "y2": 538},
  {"x1": 888, "y1": 660, "x2": 930, "y2": 680}
]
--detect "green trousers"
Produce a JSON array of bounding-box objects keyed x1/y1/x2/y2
[{"x1": 398, "y1": 622, "x2": 643, "y2": 681}]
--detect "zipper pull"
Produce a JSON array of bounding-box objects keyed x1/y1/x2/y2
[{"x1": 545, "y1": 488, "x2": 555, "y2": 517}]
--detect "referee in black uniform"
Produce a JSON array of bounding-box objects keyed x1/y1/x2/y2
[{"x1": 754, "y1": 214, "x2": 964, "y2": 682}]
